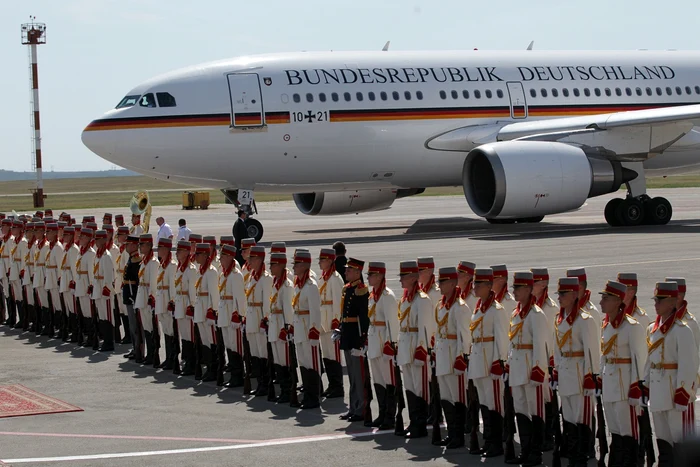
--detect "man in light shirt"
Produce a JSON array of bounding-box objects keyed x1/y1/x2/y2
[
  {"x1": 176, "y1": 219, "x2": 191, "y2": 241},
  {"x1": 156, "y1": 217, "x2": 174, "y2": 242}
]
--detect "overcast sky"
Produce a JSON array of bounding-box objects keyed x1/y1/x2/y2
[{"x1": 2, "y1": 0, "x2": 699, "y2": 172}]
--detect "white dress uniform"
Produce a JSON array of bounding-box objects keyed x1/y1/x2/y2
[
  {"x1": 367, "y1": 284, "x2": 400, "y2": 388},
  {"x1": 601, "y1": 310, "x2": 646, "y2": 438},
  {"x1": 129, "y1": 223, "x2": 144, "y2": 237},
  {"x1": 91, "y1": 248, "x2": 115, "y2": 323},
  {"x1": 318, "y1": 268, "x2": 344, "y2": 365},
  {"x1": 155, "y1": 257, "x2": 176, "y2": 336},
  {"x1": 292, "y1": 274, "x2": 322, "y2": 374},
  {"x1": 134, "y1": 251, "x2": 158, "y2": 333},
  {"x1": 624, "y1": 299, "x2": 650, "y2": 332},
  {"x1": 45, "y1": 239, "x2": 64, "y2": 315},
  {"x1": 193, "y1": 262, "x2": 220, "y2": 347},
  {"x1": 109, "y1": 242, "x2": 121, "y2": 318},
  {"x1": 174, "y1": 260, "x2": 197, "y2": 342},
  {"x1": 1, "y1": 232, "x2": 14, "y2": 303},
  {"x1": 33, "y1": 238, "x2": 51, "y2": 311},
  {"x1": 581, "y1": 292, "x2": 603, "y2": 333},
  {"x1": 397, "y1": 284, "x2": 434, "y2": 400},
  {"x1": 460, "y1": 281, "x2": 478, "y2": 314},
  {"x1": 268, "y1": 274, "x2": 294, "y2": 366},
  {"x1": 435, "y1": 291, "x2": 471, "y2": 404},
  {"x1": 24, "y1": 240, "x2": 37, "y2": 307},
  {"x1": 218, "y1": 263, "x2": 246, "y2": 355},
  {"x1": 114, "y1": 245, "x2": 128, "y2": 317},
  {"x1": 60, "y1": 242, "x2": 79, "y2": 316},
  {"x1": 244, "y1": 268, "x2": 273, "y2": 358},
  {"x1": 9, "y1": 235, "x2": 27, "y2": 301},
  {"x1": 73, "y1": 245, "x2": 95, "y2": 318},
  {"x1": 645, "y1": 310, "x2": 698, "y2": 445}
]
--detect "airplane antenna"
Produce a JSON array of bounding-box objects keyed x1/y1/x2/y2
[
  {"x1": 382, "y1": 41, "x2": 390, "y2": 51},
  {"x1": 526, "y1": 40, "x2": 534, "y2": 50},
  {"x1": 21, "y1": 15, "x2": 47, "y2": 208}
]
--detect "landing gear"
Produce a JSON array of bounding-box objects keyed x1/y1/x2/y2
[
  {"x1": 221, "y1": 189, "x2": 265, "y2": 242},
  {"x1": 604, "y1": 194, "x2": 673, "y2": 227},
  {"x1": 245, "y1": 217, "x2": 264, "y2": 242}
]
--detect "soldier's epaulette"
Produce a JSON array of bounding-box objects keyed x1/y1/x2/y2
[
  {"x1": 418, "y1": 291, "x2": 429, "y2": 299},
  {"x1": 355, "y1": 284, "x2": 368, "y2": 296},
  {"x1": 580, "y1": 311, "x2": 591, "y2": 319},
  {"x1": 624, "y1": 314, "x2": 638, "y2": 324},
  {"x1": 637, "y1": 307, "x2": 647, "y2": 315},
  {"x1": 494, "y1": 301, "x2": 504, "y2": 310}
]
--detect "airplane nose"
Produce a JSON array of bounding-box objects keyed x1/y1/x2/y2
[{"x1": 81, "y1": 121, "x2": 117, "y2": 160}]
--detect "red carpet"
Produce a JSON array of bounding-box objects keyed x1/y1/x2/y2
[{"x1": 0, "y1": 384, "x2": 82, "y2": 419}]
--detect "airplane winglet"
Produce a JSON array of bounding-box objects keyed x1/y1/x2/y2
[
  {"x1": 382, "y1": 41, "x2": 390, "y2": 51},
  {"x1": 526, "y1": 40, "x2": 534, "y2": 51}
]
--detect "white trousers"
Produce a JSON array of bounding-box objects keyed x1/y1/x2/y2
[
  {"x1": 62, "y1": 292, "x2": 74, "y2": 316},
  {"x1": 197, "y1": 322, "x2": 216, "y2": 347},
  {"x1": 271, "y1": 340, "x2": 291, "y2": 366},
  {"x1": 158, "y1": 313, "x2": 174, "y2": 336},
  {"x1": 34, "y1": 287, "x2": 48, "y2": 308},
  {"x1": 438, "y1": 373, "x2": 467, "y2": 404},
  {"x1": 48, "y1": 289, "x2": 62, "y2": 312},
  {"x1": 296, "y1": 341, "x2": 321, "y2": 373},
  {"x1": 561, "y1": 394, "x2": 594, "y2": 428},
  {"x1": 117, "y1": 294, "x2": 127, "y2": 316},
  {"x1": 320, "y1": 332, "x2": 342, "y2": 363},
  {"x1": 11, "y1": 281, "x2": 23, "y2": 302},
  {"x1": 475, "y1": 377, "x2": 504, "y2": 414},
  {"x1": 652, "y1": 410, "x2": 686, "y2": 444},
  {"x1": 370, "y1": 356, "x2": 395, "y2": 388},
  {"x1": 94, "y1": 297, "x2": 114, "y2": 324},
  {"x1": 24, "y1": 285, "x2": 34, "y2": 305},
  {"x1": 512, "y1": 383, "x2": 546, "y2": 419},
  {"x1": 177, "y1": 317, "x2": 195, "y2": 342},
  {"x1": 78, "y1": 296, "x2": 91, "y2": 318},
  {"x1": 247, "y1": 331, "x2": 267, "y2": 358},
  {"x1": 222, "y1": 325, "x2": 243, "y2": 354},
  {"x1": 138, "y1": 308, "x2": 153, "y2": 332},
  {"x1": 401, "y1": 363, "x2": 429, "y2": 400},
  {"x1": 604, "y1": 400, "x2": 639, "y2": 438}
]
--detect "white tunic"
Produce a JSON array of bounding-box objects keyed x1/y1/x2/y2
[
  {"x1": 173, "y1": 262, "x2": 196, "y2": 320},
  {"x1": 155, "y1": 259, "x2": 176, "y2": 316},
  {"x1": 435, "y1": 295, "x2": 471, "y2": 377},
  {"x1": 45, "y1": 242, "x2": 64, "y2": 291},
  {"x1": 600, "y1": 313, "x2": 647, "y2": 403},
  {"x1": 396, "y1": 288, "x2": 434, "y2": 367},
  {"x1": 90, "y1": 250, "x2": 114, "y2": 300},
  {"x1": 194, "y1": 265, "x2": 219, "y2": 325},
  {"x1": 367, "y1": 287, "x2": 399, "y2": 359},
  {"x1": 292, "y1": 277, "x2": 322, "y2": 343},
  {"x1": 73, "y1": 247, "x2": 95, "y2": 298},
  {"x1": 554, "y1": 308, "x2": 600, "y2": 397},
  {"x1": 318, "y1": 270, "x2": 344, "y2": 333},
  {"x1": 468, "y1": 294, "x2": 509, "y2": 380},
  {"x1": 268, "y1": 277, "x2": 294, "y2": 342},
  {"x1": 244, "y1": 270, "x2": 273, "y2": 333},
  {"x1": 134, "y1": 254, "x2": 158, "y2": 310},
  {"x1": 217, "y1": 266, "x2": 246, "y2": 328},
  {"x1": 508, "y1": 301, "x2": 549, "y2": 387}
]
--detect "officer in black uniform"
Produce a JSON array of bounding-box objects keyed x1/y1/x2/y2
[
  {"x1": 232, "y1": 210, "x2": 247, "y2": 267},
  {"x1": 338, "y1": 258, "x2": 371, "y2": 422},
  {"x1": 122, "y1": 235, "x2": 143, "y2": 363}
]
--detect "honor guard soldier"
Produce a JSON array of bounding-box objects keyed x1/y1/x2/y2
[
  {"x1": 268, "y1": 252, "x2": 294, "y2": 402},
  {"x1": 122, "y1": 235, "x2": 143, "y2": 362},
  {"x1": 530, "y1": 267, "x2": 558, "y2": 450},
  {"x1": 203, "y1": 236, "x2": 219, "y2": 272},
  {"x1": 469, "y1": 268, "x2": 509, "y2": 457},
  {"x1": 457, "y1": 261, "x2": 477, "y2": 310},
  {"x1": 0, "y1": 219, "x2": 14, "y2": 325},
  {"x1": 239, "y1": 238, "x2": 255, "y2": 270},
  {"x1": 218, "y1": 244, "x2": 246, "y2": 387},
  {"x1": 270, "y1": 243, "x2": 293, "y2": 281},
  {"x1": 0, "y1": 215, "x2": 5, "y2": 324},
  {"x1": 645, "y1": 282, "x2": 699, "y2": 466},
  {"x1": 506, "y1": 272, "x2": 551, "y2": 466},
  {"x1": 129, "y1": 214, "x2": 144, "y2": 237},
  {"x1": 567, "y1": 268, "x2": 602, "y2": 331},
  {"x1": 188, "y1": 234, "x2": 202, "y2": 256},
  {"x1": 552, "y1": 277, "x2": 601, "y2": 467},
  {"x1": 9, "y1": 220, "x2": 27, "y2": 328},
  {"x1": 135, "y1": 234, "x2": 159, "y2": 365},
  {"x1": 24, "y1": 223, "x2": 37, "y2": 332},
  {"x1": 244, "y1": 246, "x2": 273, "y2": 394},
  {"x1": 59, "y1": 227, "x2": 78, "y2": 341},
  {"x1": 155, "y1": 238, "x2": 178, "y2": 371},
  {"x1": 92, "y1": 230, "x2": 115, "y2": 351},
  {"x1": 114, "y1": 226, "x2": 131, "y2": 344},
  {"x1": 617, "y1": 273, "x2": 650, "y2": 330},
  {"x1": 395, "y1": 260, "x2": 434, "y2": 438},
  {"x1": 102, "y1": 213, "x2": 112, "y2": 227},
  {"x1": 174, "y1": 241, "x2": 197, "y2": 375},
  {"x1": 598, "y1": 280, "x2": 647, "y2": 467},
  {"x1": 44, "y1": 223, "x2": 63, "y2": 338},
  {"x1": 193, "y1": 243, "x2": 222, "y2": 382},
  {"x1": 74, "y1": 228, "x2": 96, "y2": 346},
  {"x1": 103, "y1": 224, "x2": 122, "y2": 343},
  {"x1": 292, "y1": 250, "x2": 323, "y2": 409},
  {"x1": 366, "y1": 262, "x2": 399, "y2": 429},
  {"x1": 433, "y1": 267, "x2": 472, "y2": 449},
  {"x1": 491, "y1": 264, "x2": 516, "y2": 309},
  {"x1": 114, "y1": 214, "x2": 125, "y2": 229},
  {"x1": 318, "y1": 247, "x2": 345, "y2": 398},
  {"x1": 418, "y1": 257, "x2": 441, "y2": 305},
  {"x1": 32, "y1": 223, "x2": 50, "y2": 334},
  {"x1": 338, "y1": 258, "x2": 369, "y2": 419}
]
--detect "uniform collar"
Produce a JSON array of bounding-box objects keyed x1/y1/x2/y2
[
  {"x1": 558, "y1": 303, "x2": 580, "y2": 325},
  {"x1": 675, "y1": 300, "x2": 688, "y2": 320},
  {"x1": 603, "y1": 309, "x2": 625, "y2": 329},
  {"x1": 624, "y1": 296, "x2": 637, "y2": 316},
  {"x1": 652, "y1": 313, "x2": 676, "y2": 334},
  {"x1": 514, "y1": 295, "x2": 536, "y2": 319},
  {"x1": 476, "y1": 291, "x2": 496, "y2": 314}
]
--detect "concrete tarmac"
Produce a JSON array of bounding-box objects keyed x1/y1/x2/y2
[{"x1": 1, "y1": 187, "x2": 699, "y2": 465}]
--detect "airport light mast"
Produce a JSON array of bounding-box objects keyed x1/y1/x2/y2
[{"x1": 21, "y1": 17, "x2": 47, "y2": 208}]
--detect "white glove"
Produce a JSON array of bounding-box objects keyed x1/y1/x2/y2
[
  {"x1": 595, "y1": 388, "x2": 603, "y2": 398},
  {"x1": 241, "y1": 323, "x2": 246, "y2": 333},
  {"x1": 502, "y1": 372, "x2": 509, "y2": 383},
  {"x1": 674, "y1": 404, "x2": 688, "y2": 412},
  {"x1": 331, "y1": 329, "x2": 341, "y2": 343},
  {"x1": 549, "y1": 380, "x2": 558, "y2": 391}
]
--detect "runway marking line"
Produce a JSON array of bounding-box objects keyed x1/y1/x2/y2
[{"x1": 0, "y1": 431, "x2": 259, "y2": 444}]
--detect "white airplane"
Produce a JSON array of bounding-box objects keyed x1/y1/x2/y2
[{"x1": 82, "y1": 50, "x2": 700, "y2": 241}]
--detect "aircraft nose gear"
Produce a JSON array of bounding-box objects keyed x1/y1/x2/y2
[
  {"x1": 221, "y1": 189, "x2": 265, "y2": 242},
  {"x1": 604, "y1": 194, "x2": 672, "y2": 227}
]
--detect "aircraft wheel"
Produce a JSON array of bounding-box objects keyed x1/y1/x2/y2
[
  {"x1": 245, "y1": 218, "x2": 264, "y2": 242},
  {"x1": 614, "y1": 198, "x2": 644, "y2": 227},
  {"x1": 604, "y1": 198, "x2": 624, "y2": 227},
  {"x1": 644, "y1": 197, "x2": 672, "y2": 225}
]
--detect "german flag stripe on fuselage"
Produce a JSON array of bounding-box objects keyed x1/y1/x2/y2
[{"x1": 83, "y1": 102, "x2": 697, "y2": 131}]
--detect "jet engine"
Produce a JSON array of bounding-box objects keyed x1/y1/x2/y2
[{"x1": 293, "y1": 188, "x2": 424, "y2": 215}]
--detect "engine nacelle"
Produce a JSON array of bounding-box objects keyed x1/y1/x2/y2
[
  {"x1": 463, "y1": 141, "x2": 636, "y2": 219},
  {"x1": 294, "y1": 189, "x2": 401, "y2": 215}
]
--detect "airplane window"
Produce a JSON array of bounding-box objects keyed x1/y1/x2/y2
[
  {"x1": 139, "y1": 93, "x2": 157, "y2": 108},
  {"x1": 319, "y1": 93, "x2": 327, "y2": 102},
  {"x1": 540, "y1": 88, "x2": 547, "y2": 97},
  {"x1": 562, "y1": 88, "x2": 569, "y2": 97},
  {"x1": 666, "y1": 87, "x2": 672, "y2": 95},
  {"x1": 591, "y1": 88, "x2": 598, "y2": 97},
  {"x1": 344, "y1": 92, "x2": 351, "y2": 101},
  {"x1": 331, "y1": 92, "x2": 339, "y2": 102},
  {"x1": 573, "y1": 88, "x2": 580, "y2": 97},
  {"x1": 695, "y1": 86, "x2": 700, "y2": 94},
  {"x1": 451, "y1": 90, "x2": 459, "y2": 99},
  {"x1": 656, "y1": 87, "x2": 663, "y2": 96},
  {"x1": 404, "y1": 91, "x2": 412, "y2": 100},
  {"x1": 115, "y1": 95, "x2": 140, "y2": 109},
  {"x1": 605, "y1": 88, "x2": 612, "y2": 97},
  {"x1": 293, "y1": 93, "x2": 301, "y2": 103},
  {"x1": 551, "y1": 88, "x2": 559, "y2": 97},
  {"x1": 685, "y1": 86, "x2": 692, "y2": 95},
  {"x1": 392, "y1": 91, "x2": 400, "y2": 100},
  {"x1": 615, "y1": 88, "x2": 622, "y2": 97},
  {"x1": 530, "y1": 89, "x2": 536, "y2": 98},
  {"x1": 625, "y1": 88, "x2": 632, "y2": 96},
  {"x1": 675, "y1": 86, "x2": 682, "y2": 95},
  {"x1": 156, "y1": 92, "x2": 176, "y2": 107},
  {"x1": 368, "y1": 92, "x2": 376, "y2": 101},
  {"x1": 496, "y1": 89, "x2": 504, "y2": 98},
  {"x1": 645, "y1": 87, "x2": 652, "y2": 96},
  {"x1": 635, "y1": 88, "x2": 642, "y2": 96},
  {"x1": 474, "y1": 90, "x2": 482, "y2": 99},
  {"x1": 306, "y1": 93, "x2": 314, "y2": 103},
  {"x1": 416, "y1": 91, "x2": 423, "y2": 100},
  {"x1": 356, "y1": 92, "x2": 363, "y2": 101},
  {"x1": 380, "y1": 91, "x2": 388, "y2": 101},
  {"x1": 485, "y1": 90, "x2": 493, "y2": 98},
  {"x1": 439, "y1": 90, "x2": 447, "y2": 99}
]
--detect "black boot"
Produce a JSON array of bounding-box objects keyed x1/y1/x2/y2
[
  {"x1": 447, "y1": 402, "x2": 466, "y2": 449},
  {"x1": 543, "y1": 401, "x2": 555, "y2": 452},
  {"x1": 13, "y1": 301, "x2": 23, "y2": 329},
  {"x1": 479, "y1": 405, "x2": 492, "y2": 454},
  {"x1": 225, "y1": 351, "x2": 244, "y2": 388},
  {"x1": 326, "y1": 359, "x2": 344, "y2": 398},
  {"x1": 482, "y1": 411, "x2": 504, "y2": 457},
  {"x1": 40, "y1": 307, "x2": 50, "y2": 336},
  {"x1": 371, "y1": 384, "x2": 387, "y2": 428},
  {"x1": 246, "y1": 357, "x2": 259, "y2": 394},
  {"x1": 608, "y1": 433, "x2": 623, "y2": 467},
  {"x1": 575, "y1": 423, "x2": 592, "y2": 467},
  {"x1": 301, "y1": 368, "x2": 320, "y2": 409},
  {"x1": 254, "y1": 358, "x2": 269, "y2": 396},
  {"x1": 434, "y1": 400, "x2": 455, "y2": 446},
  {"x1": 121, "y1": 315, "x2": 132, "y2": 344},
  {"x1": 181, "y1": 340, "x2": 195, "y2": 376},
  {"x1": 382, "y1": 384, "x2": 397, "y2": 430},
  {"x1": 202, "y1": 345, "x2": 219, "y2": 382},
  {"x1": 621, "y1": 435, "x2": 638, "y2": 467},
  {"x1": 194, "y1": 341, "x2": 203, "y2": 380},
  {"x1": 99, "y1": 320, "x2": 115, "y2": 351},
  {"x1": 161, "y1": 336, "x2": 173, "y2": 369},
  {"x1": 656, "y1": 439, "x2": 673, "y2": 467},
  {"x1": 143, "y1": 331, "x2": 154, "y2": 365},
  {"x1": 406, "y1": 395, "x2": 428, "y2": 438},
  {"x1": 321, "y1": 358, "x2": 332, "y2": 397},
  {"x1": 467, "y1": 401, "x2": 481, "y2": 454},
  {"x1": 507, "y1": 414, "x2": 532, "y2": 464},
  {"x1": 113, "y1": 307, "x2": 122, "y2": 344},
  {"x1": 276, "y1": 365, "x2": 291, "y2": 403},
  {"x1": 522, "y1": 415, "x2": 544, "y2": 467},
  {"x1": 427, "y1": 383, "x2": 442, "y2": 425},
  {"x1": 6, "y1": 298, "x2": 16, "y2": 326},
  {"x1": 226, "y1": 349, "x2": 235, "y2": 374},
  {"x1": 396, "y1": 391, "x2": 414, "y2": 436}
]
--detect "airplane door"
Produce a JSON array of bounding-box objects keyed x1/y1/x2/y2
[
  {"x1": 226, "y1": 73, "x2": 264, "y2": 128},
  {"x1": 506, "y1": 82, "x2": 528, "y2": 119}
]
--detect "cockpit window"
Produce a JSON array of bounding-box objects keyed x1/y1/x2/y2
[
  {"x1": 115, "y1": 95, "x2": 140, "y2": 109},
  {"x1": 139, "y1": 93, "x2": 157, "y2": 108},
  {"x1": 156, "y1": 92, "x2": 177, "y2": 107}
]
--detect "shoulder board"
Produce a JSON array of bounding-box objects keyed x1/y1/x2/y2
[
  {"x1": 637, "y1": 307, "x2": 647, "y2": 315},
  {"x1": 494, "y1": 302, "x2": 504, "y2": 310},
  {"x1": 457, "y1": 297, "x2": 466, "y2": 306},
  {"x1": 418, "y1": 291, "x2": 429, "y2": 299},
  {"x1": 382, "y1": 288, "x2": 392, "y2": 296},
  {"x1": 580, "y1": 311, "x2": 592, "y2": 320},
  {"x1": 624, "y1": 314, "x2": 638, "y2": 324},
  {"x1": 355, "y1": 285, "x2": 368, "y2": 296}
]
